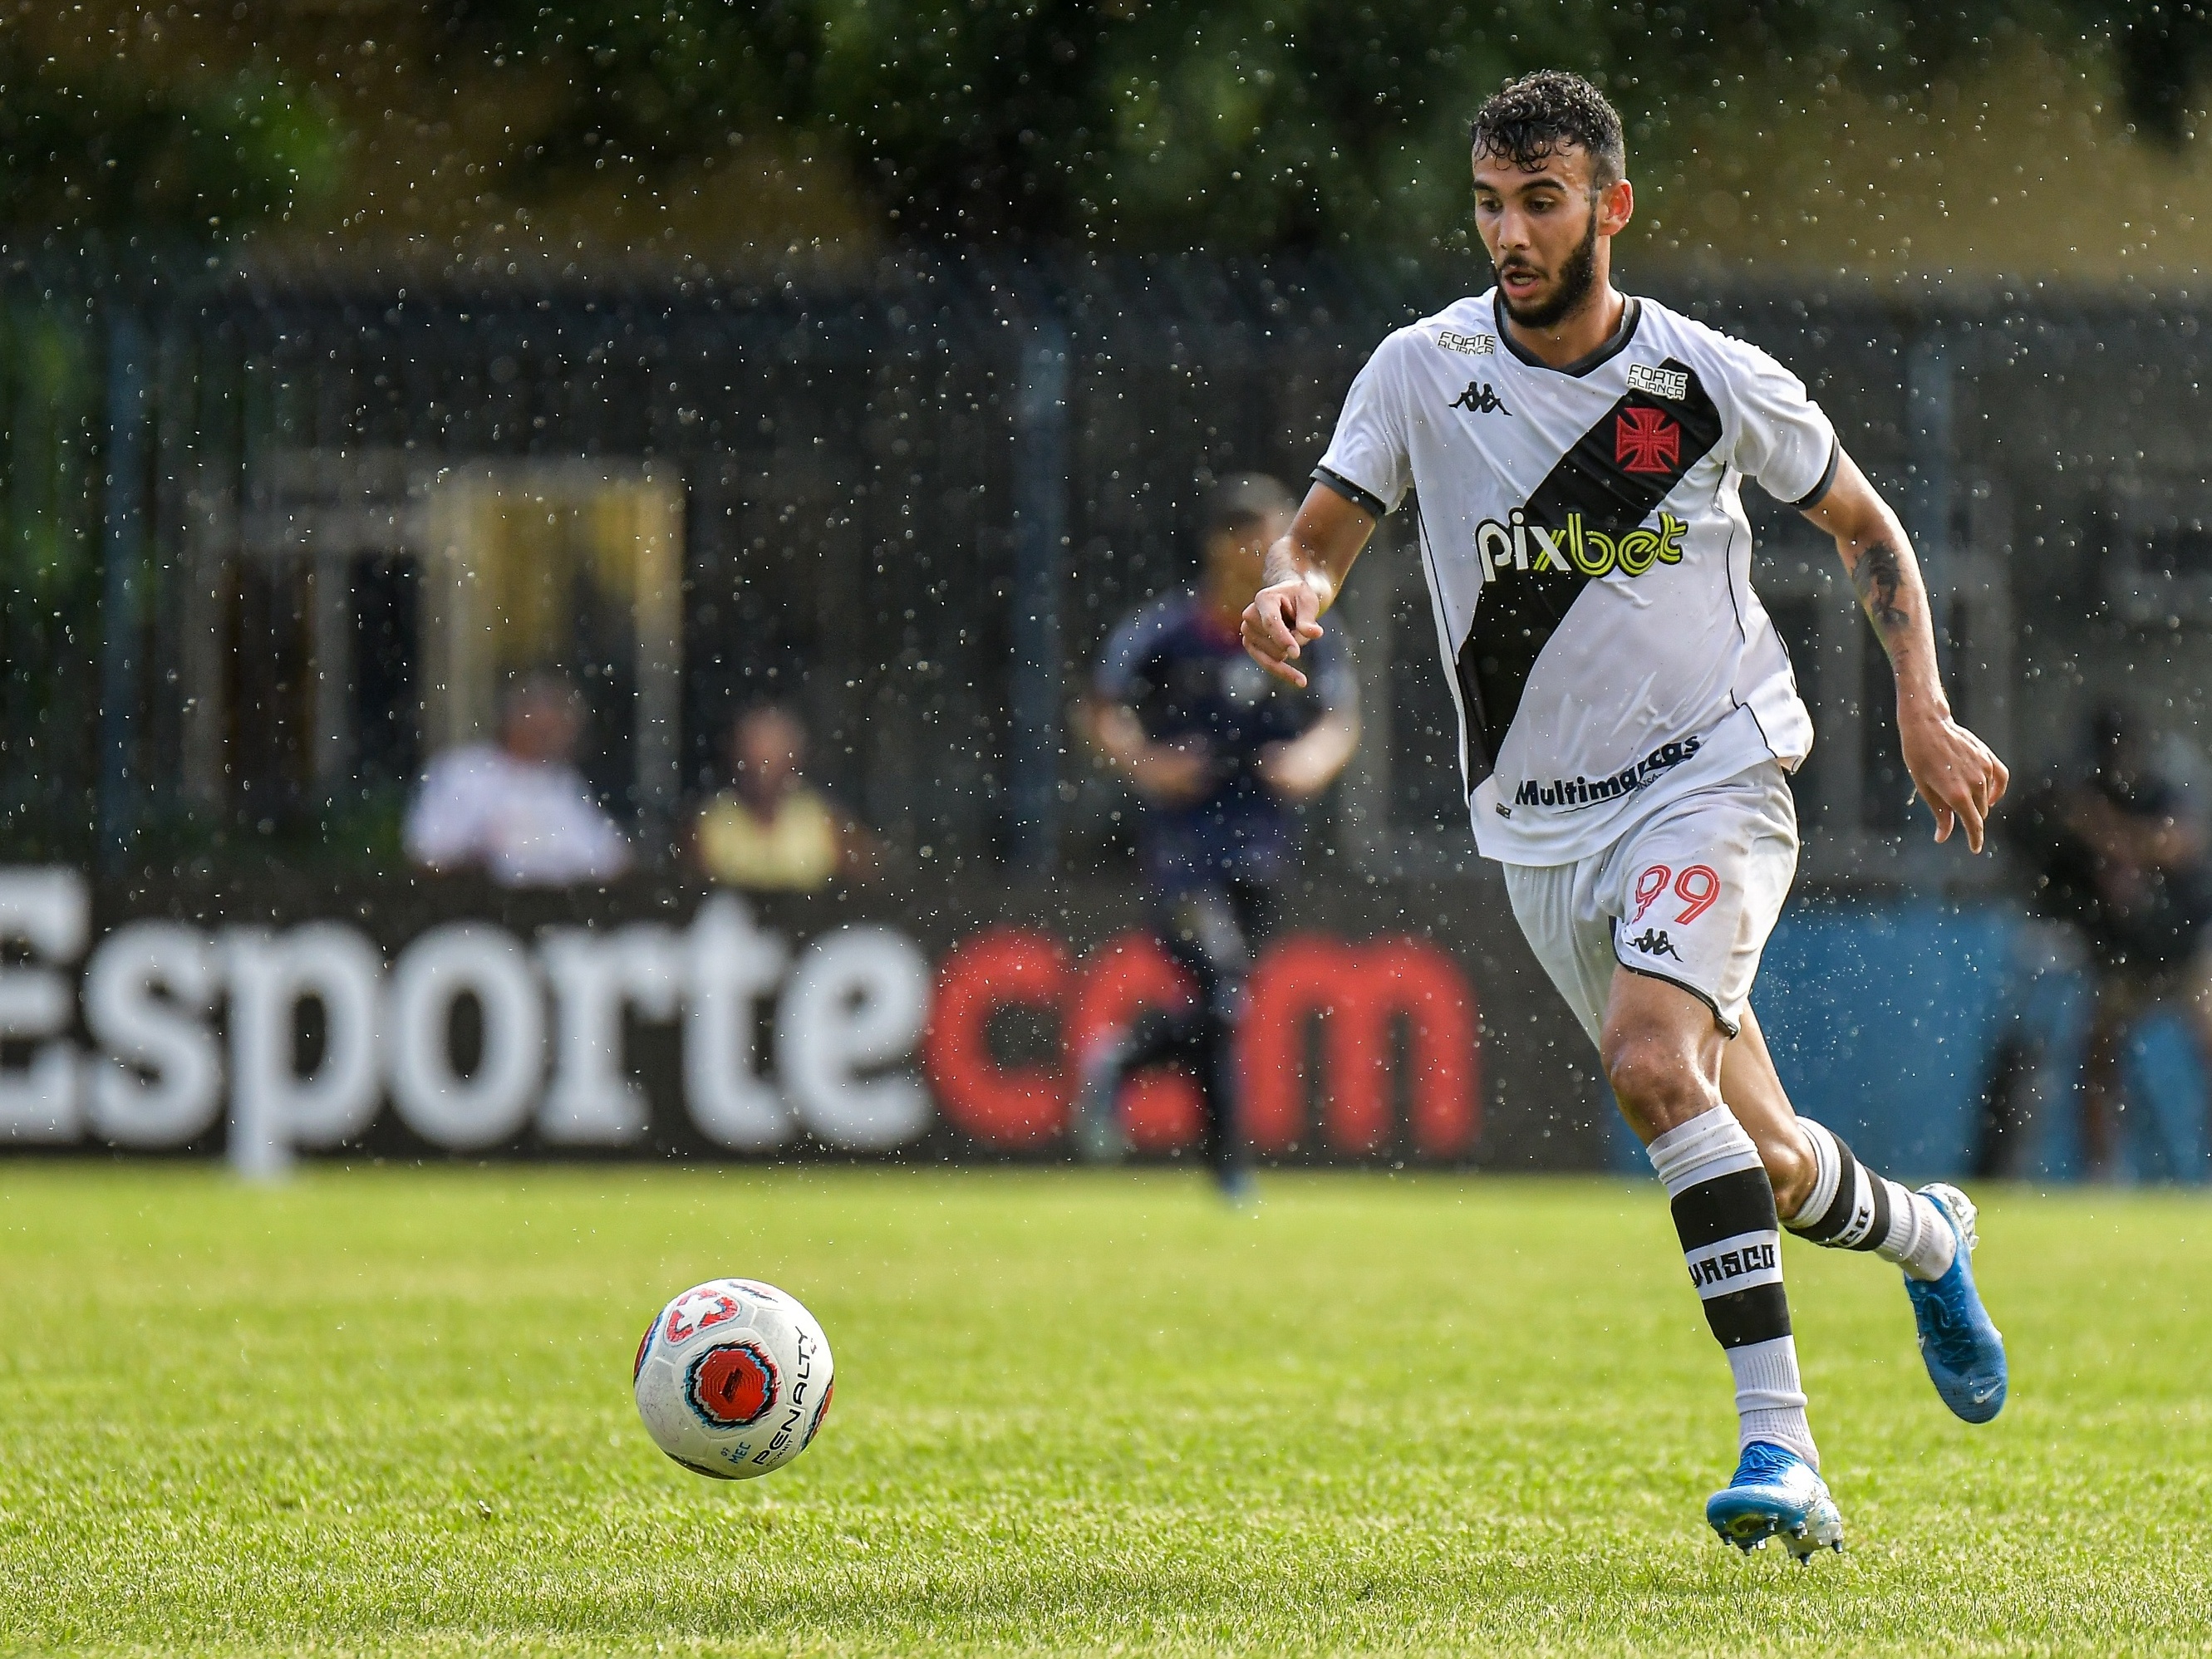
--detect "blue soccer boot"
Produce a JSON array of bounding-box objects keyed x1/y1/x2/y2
[
  {"x1": 1705, "y1": 1441, "x2": 1845, "y2": 1562},
  {"x1": 1905, "y1": 1182, "x2": 2008, "y2": 1424}
]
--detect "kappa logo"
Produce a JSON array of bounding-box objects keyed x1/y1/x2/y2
[
  {"x1": 1448, "y1": 380, "x2": 1511, "y2": 415},
  {"x1": 1626, "y1": 927, "x2": 1683, "y2": 960},
  {"x1": 1627, "y1": 362, "x2": 1689, "y2": 401},
  {"x1": 662, "y1": 1285, "x2": 745, "y2": 1346},
  {"x1": 684, "y1": 1339, "x2": 780, "y2": 1430},
  {"x1": 1615, "y1": 406, "x2": 1682, "y2": 474},
  {"x1": 1438, "y1": 329, "x2": 1496, "y2": 356}
]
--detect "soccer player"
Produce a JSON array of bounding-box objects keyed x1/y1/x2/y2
[
  {"x1": 1239, "y1": 71, "x2": 2009, "y2": 1558},
  {"x1": 1077, "y1": 474, "x2": 1360, "y2": 1200}
]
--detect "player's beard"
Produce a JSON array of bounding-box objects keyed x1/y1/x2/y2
[{"x1": 1497, "y1": 203, "x2": 1600, "y2": 331}]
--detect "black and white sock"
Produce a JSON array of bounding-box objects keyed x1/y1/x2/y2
[
  {"x1": 1647, "y1": 1105, "x2": 1816, "y2": 1466},
  {"x1": 1786, "y1": 1120, "x2": 1955, "y2": 1282}
]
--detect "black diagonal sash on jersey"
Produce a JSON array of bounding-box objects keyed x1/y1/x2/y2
[{"x1": 1454, "y1": 359, "x2": 1724, "y2": 789}]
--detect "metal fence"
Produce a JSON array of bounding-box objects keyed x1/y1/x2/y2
[{"x1": 3, "y1": 255, "x2": 2210, "y2": 889}]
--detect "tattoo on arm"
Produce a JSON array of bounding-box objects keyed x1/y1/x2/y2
[{"x1": 1852, "y1": 540, "x2": 1912, "y2": 645}]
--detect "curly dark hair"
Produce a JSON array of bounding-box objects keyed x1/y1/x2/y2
[{"x1": 1469, "y1": 71, "x2": 1625, "y2": 191}]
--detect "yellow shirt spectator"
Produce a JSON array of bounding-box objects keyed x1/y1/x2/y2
[{"x1": 694, "y1": 786, "x2": 842, "y2": 892}]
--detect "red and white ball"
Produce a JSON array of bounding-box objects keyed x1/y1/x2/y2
[{"x1": 632, "y1": 1279, "x2": 834, "y2": 1480}]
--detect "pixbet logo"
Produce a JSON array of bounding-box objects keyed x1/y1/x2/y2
[{"x1": 1470, "y1": 510, "x2": 1688, "y2": 583}]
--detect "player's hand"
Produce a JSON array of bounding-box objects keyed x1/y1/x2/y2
[
  {"x1": 1131, "y1": 740, "x2": 1214, "y2": 807},
  {"x1": 1241, "y1": 576, "x2": 1325, "y2": 688},
  {"x1": 1899, "y1": 707, "x2": 2010, "y2": 853}
]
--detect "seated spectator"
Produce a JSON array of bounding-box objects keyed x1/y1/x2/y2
[
  {"x1": 404, "y1": 672, "x2": 632, "y2": 887},
  {"x1": 691, "y1": 704, "x2": 877, "y2": 891}
]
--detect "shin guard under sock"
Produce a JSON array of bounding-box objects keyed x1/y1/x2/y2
[
  {"x1": 1787, "y1": 1119, "x2": 1955, "y2": 1282},
  {"x1": 1647, "y1": 1106, "x2": 1816, "y2": 1465}
]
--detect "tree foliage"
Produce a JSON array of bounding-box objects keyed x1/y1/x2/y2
[
  {"x1": 0, "y1": 36, "x2": 338, "y2": 248},
  {"x1": 452, "y1": 0, "x2": 2190, "y2": 248},
  {"x1": 0, "y1": 2, "x2": 2196, "y2": 250}
]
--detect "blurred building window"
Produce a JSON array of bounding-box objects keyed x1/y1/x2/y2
[
  {"x1": 233, "y1": 452, "x2": 684, "y2": 858},
  {"x1": 420, "y1": 460, "x2": 684, "y2": 826}
]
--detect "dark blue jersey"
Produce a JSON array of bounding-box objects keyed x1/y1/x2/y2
[{"x1": 1094, "y1": 591, "x2": 1355, "y2": 891}]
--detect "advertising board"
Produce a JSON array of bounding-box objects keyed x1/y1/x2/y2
[{"x1": 0, "y1": 867, "x2": 1610, "y2": 1171}]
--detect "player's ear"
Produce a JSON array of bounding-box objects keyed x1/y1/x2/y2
[{"x1": 1599, "y1": 178, "x2": 1634, "y2": 238}]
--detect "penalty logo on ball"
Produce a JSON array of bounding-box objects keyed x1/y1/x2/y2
[
  {"x1": 684, "y1": 1340, "x2": 780, "y2": 1430},
  {"x1": 802, "y1": 1380, "x2": 834, "y2": 1449}
]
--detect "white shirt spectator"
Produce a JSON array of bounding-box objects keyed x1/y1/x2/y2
[{"x1": 404, "y1": 744, "x2": 632, "y2": 887}]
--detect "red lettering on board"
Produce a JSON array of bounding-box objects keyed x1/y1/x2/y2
[
  {"x1": 1241, "y1": 936, "x2": 1479, "y2": 1157},
  {"x1": 924, "y1": 928, "x2": 1479, "y2": 1158},
  {"x1": 921, "y1": 927, "x2": 1069, "y2": 1146}
]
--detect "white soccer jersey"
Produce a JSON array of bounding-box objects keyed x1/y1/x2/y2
[{"x1": 1315, "y1": 291, "x2": 1838, "y2": 865}]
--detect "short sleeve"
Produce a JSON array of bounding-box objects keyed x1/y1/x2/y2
[
  {"x1": 1315, "y1": 331, "x2": 1417, "y2": 516},
  {"x1": 1725, "y1": 341, "x2": 1839, "y2": 509}
]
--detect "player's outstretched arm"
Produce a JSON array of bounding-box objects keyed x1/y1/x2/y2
[
  {"x1": 1241, "y1": 484, "x2": 1377, "y2": 688},
  {"x1": 1802, "y1": 450, "x2": 2010, "y2": 852},
  {"x1": 1258, "y1": 709, "x2": 1361, "y2": 802},
  {"x1": 1076, "y1": 698, "x2": 1212, "y2": 806}
]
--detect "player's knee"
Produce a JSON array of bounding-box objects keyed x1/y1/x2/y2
[
  {"x1": 1600, "y1": 1023, "x2": 1708, "y2": 1134},
  {"x1": 1754, "y1": 1129, "x2": 1816, "y2": 1219}
]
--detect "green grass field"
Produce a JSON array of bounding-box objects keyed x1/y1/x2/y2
[{"x1": 2, "y1": 1166, "x2": 2209, "y2": 1656}]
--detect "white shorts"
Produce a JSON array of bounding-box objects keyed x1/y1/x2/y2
[{"x1": 1501, "y1": 761, "x2": 1798, "y2": 1048}]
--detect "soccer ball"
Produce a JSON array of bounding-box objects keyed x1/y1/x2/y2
[{"x1": 632, "y1": 1278, "x2": 835, "y2": 1480}]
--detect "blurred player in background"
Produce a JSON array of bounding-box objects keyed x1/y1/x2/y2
[
  {"x1": 2012, "y1": 703, "x2": 2212, "y2": 1172},
  {"x1": 1076, "y1": 474, "x2": 1360, "y2": 1201},
  {"x1": 1241, "y1": 72, "x2": 2010, "y2": 1557}
]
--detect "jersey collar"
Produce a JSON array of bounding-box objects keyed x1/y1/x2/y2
[{"x1": 1492, "y1": 292, "x2": 1642, "y2": 378}]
